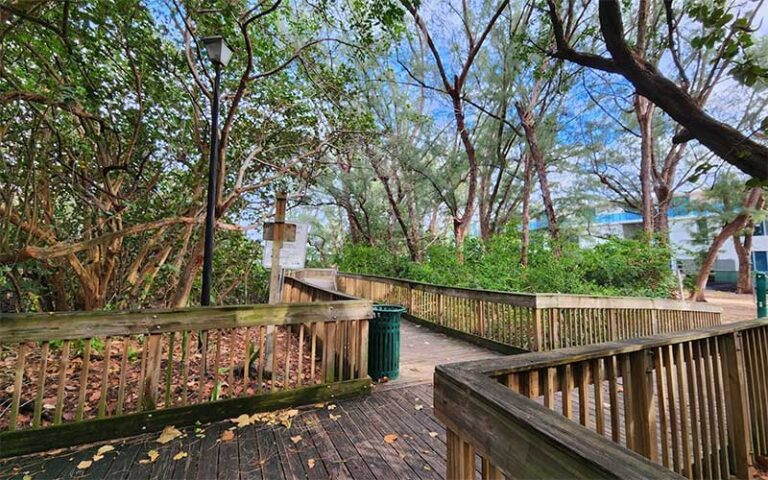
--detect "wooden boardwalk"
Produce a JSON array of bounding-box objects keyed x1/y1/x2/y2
[{"x1": 0, "y1": 320, "x2": 501, "y2": 480}]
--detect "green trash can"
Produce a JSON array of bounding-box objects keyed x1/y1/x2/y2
[{"x1": 369, "y1": 305, "x2": 405, "y2": 381}]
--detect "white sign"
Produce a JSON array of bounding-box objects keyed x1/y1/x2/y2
[{"x1": 262, "y1": 222, "x2": 310, "y2": 269}]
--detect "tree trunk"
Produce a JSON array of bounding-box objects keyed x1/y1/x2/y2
[
  {"x1": 734, "y1": 230, "x2": 754, "y2": 294},
  {"x1": 516, "y1": 104, "x2": 560, "y2": 254},
  {"x1": 520, "y1": 153, "x2": 534, "y2": 266},
  {"x1": 636, "y1": 95, "x2": 655, "y2": 236},
  {"x1": 691, "y1": 188, "x2": 763, "y2": 301},
  {"x1": 371, "y1": 159, "x2": 420, "y2": 261},
  {"x1": 171, "y1": 236, "x2": 205, "y2": 308},
  {"x1": 450, "y1": 93, "x2": 478, "y2": 252}
]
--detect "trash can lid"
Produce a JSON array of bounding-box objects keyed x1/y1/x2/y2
[{"x1": 372, "y1": 304, "x2": 406, "y2": 313}]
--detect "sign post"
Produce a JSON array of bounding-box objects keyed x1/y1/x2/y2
[
  {"x1": 268, "y1": 192, "x2": 287, "y2": 304},
  {"x1": 264, "y1": 192, "x2": 286, "y2": 377}
]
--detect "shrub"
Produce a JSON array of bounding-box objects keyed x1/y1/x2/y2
[{"x1": 331, "y1": 231, "x2": 677, "y2": 298}]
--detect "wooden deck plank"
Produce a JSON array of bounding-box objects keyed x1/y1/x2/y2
[
  {"x1": 255, "y1": 425, "x2": 285, "y2": 480},
  {"x1": 314, "y1": 407, "x2": 377, "y2": 480},
  {"x1": 237, "y1": 422, "x2": 264, "y2": 480},
  {"x1": 290, "y1": 413, "x2": 329, "y2": 480}
]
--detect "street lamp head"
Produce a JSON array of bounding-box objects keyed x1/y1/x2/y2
[{"x1": 202, "y1": 36, "x2": 233, "y2": 67}]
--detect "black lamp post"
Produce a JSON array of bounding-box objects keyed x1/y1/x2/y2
[{"x1": 200, "y1": 36, "x2": 232, "y2": 307}]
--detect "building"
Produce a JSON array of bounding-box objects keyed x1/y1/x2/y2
[{"x1": 576, "y1": 209, "x2": 768, "y2": 286}]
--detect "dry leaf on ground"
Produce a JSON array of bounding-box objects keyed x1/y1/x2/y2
[
  {"x1": 329, "y1": 413, "x2": 341, "y2": 421},
  {"x1": 414, "y1": 404, "x2": 423, "y2": 411},
  {"x1": 77, "y1": 460, "x2": 92, "y2": 470},
  {"x1": 92, "y1": 454, "x2": 104, "y2": 462},
  {"x1": 139, "y1": 449, "x2": 160, "y2": 464},
  {"x1": 231, "y1": 414, "x2": 251, "y2": 428},
  {"x1": 157, "y1": 426, "x2": 182, "y2": 444},
  {"x1": 173, "y1": 452, "x2": 188, "y2": 461},
  {"x1": 308, "y1": 458, "x2": 316, "y2": 469},
  {"x1": 291, "y1": 435, "x2": 302, "y2": 444},
  {"x1": 96, "y1": 445, "x2": 115, "y2": 455},
  {"x1": 428, "y1": 432, "x2": 438, "y2": 438},
  {"x1": 220, "y1": 430, "x2": 235, "y2": 442},
  {"x1": 384, "y1": 434, "x2": 398, "y2": 444}
]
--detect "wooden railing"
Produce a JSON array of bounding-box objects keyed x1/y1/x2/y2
[
  {"x1": 435, "y1": 319, "x2": 768, "y2": 479},
  {"x1": 337, "y1": 272, "x2": 722, "y2": 352},
  {"x1": 0, "y1": 299, "x2": 372, "y2": 457}
]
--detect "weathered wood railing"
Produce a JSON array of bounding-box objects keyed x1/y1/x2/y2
[
  {"x1": 282, "y1": 276, "x2": 369, "y2": 383},
  {"x1": 0, "y1": 300, "x2": 372, "y2": 457},
  {"x1": 337, "y1": 272, "x2": 722, "y2": 352},
  {"x1": 435, "y1": 319, "x2": 768, "y2": 479}
]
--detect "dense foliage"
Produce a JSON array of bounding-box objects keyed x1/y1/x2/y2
[{"x1": 333, "y1": 230, "x2": 677, "y2": 298}]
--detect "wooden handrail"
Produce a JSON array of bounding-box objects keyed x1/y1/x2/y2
[
  {"x1": 337, "y1": 272, "x2": 722, "y2": 312},
  {"x1": 434, "y1": 318, "x2": 768, "y2": 479},
  {"x1": 0, "y1": 299, "x2": 373, "y2": 457},
  {"x1": 435, "y1": 364, "x2": 681, "y2": 479},
  {"x1": 333, "y1": 271, "x2": 722, "y2": 352},
  {"x1": 0, "y1": 300, "x2": 372, "y2": 342}
]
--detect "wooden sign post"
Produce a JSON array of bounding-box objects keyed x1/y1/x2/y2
[
  {"x1": 268, "y1": 191, "x2": 287, "y2": 304},
  {"x1": 264, "y1": 192, "x2": 287, "y2": 376}
]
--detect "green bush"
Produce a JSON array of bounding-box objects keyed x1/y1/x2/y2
[{"x1": 332, "y1": 230, "x2": 676, "y2": 298}]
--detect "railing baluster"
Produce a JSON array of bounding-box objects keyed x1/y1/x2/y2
[
  {"x1": 33, "y1": 341, "x2": 49, "y2": 428},
  {"x1": 75, "y1": 338, "x2": 91, "y2": 421},
  {"x1": 9, "y1": 343, "x2": 27, "y2": 431}
]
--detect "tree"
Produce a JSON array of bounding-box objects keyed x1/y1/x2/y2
[
  {"x1": 546, "y1": 0, "x2": 768, "y2": 180},
  {"x1": 689, "y1": 175, "x2": 765, "y2": 301},
  {"x1": 399, "y1": 0, "x2": 511, "y2": 249}
]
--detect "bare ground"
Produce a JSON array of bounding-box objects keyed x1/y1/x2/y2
[{"x1": 703, "y1": 289, "x2": 759, "y2": 323}]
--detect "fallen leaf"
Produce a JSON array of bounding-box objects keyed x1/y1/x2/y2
[
  {"x1": 173, "y1": 452, "x2": 188, "y2": 461},
  {"x1": 428, "y1": 432, "x2": 438, "y2": 438},
  {"x1": 384, "y1": 434, "x2": 398, "y2": 444},
  {"x1": 329, "y1": 413, "x2": 341, "y2": 421},
  {"x1": 414, "y1": 404, "x2": 423, "y2": 411},
  {"x1": 290, "y1": 435, "x2": 302, "y2": 444},
  {"x1": 77, "y1": 460, "x2": 92, "y2": 470},
  {"x1": 232, "y1": 414, "x2": 251, "y2": 428},
  {"x1": 157, "y1": 426, "x2": 182, "y2": 444},
  {"x1": 92, "y1": 454, "x2": 104, "y2": 462},
  {"x1": 220, "y1": 430, "x2": 235, "y2": 442},
  {"x1": 23, "y1": 475, "x2": 33, "y2": 480},
  {"x1": 139, "y1": 449, "x2": 160, "y2": 464},
  {"x1": 307, "y1": 458, "x2": 316, "y2": 469},
  {"x1": 96, "y1": 445, "x2": 115, "y2": 455}
]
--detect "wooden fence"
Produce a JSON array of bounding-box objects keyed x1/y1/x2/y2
[
  {"x1": 435, "y1": 318, "x2": 768, "y2": 479},
  {"x1": 0, "y1": 299, "x2": 372, "y2": 457},
  {"x1": 336, "y1": 272, "x2": 722, "y2": 352}
]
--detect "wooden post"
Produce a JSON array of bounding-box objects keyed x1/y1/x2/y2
[
  {"x1": 481, "y1": 457, "x2": 502, "y2": 480},
  {"x1": 447, "y1": 429, "x2": 475, "y2": 480},
  {"x1": 720, "y1": 332, "x2": 753, "y2": 479},
  {"x1": 533, "y1": 309, "x2": 543, "y2": 352},
  {"x1": 265, "y1": 192, "x2": 286, "y2": 376},
  {"x1": 627, "y1": 349, "x2": 658, "y2": 461},
  {"x1": 268, "y1": 192, "x2": 287, "y2": 304}
]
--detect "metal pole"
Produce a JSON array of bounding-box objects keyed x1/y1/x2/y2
[
  {"x1": 757, "y1": 272, "x2": 766, "y2": 318},
  {"x1": 201, "y1": 63, "x2": 221, "y2": 307}
]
